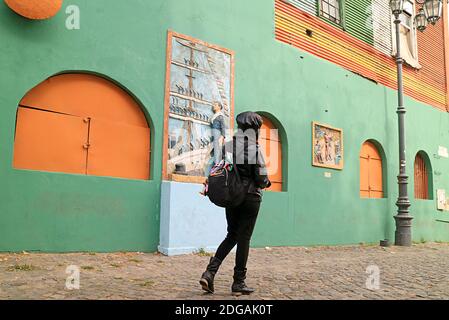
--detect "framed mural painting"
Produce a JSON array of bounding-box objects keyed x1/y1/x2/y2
[
  {"x1": 163, "y1": 31, "x2": 235, "y2": 183},
  {"x1": 312, "y1": 122, "x2": 344, "y2": 170}
]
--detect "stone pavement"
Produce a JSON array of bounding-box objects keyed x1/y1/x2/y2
[{"x1": 0, "y1": 243, "x2": 448, "y2": 300}]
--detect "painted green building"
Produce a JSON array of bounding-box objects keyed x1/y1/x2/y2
[{"x1": 1, "y1": 0, "x2": 449, "y2": 253}]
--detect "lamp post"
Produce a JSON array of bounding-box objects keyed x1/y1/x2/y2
[{"x1": 389, "y1": 0, "x2": 443, "y2": 246}]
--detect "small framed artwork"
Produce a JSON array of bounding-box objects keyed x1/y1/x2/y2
[{"x1": 312, "y1": 121, "x2": 344, "y2": 170}]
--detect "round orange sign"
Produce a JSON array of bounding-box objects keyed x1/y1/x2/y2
[{"x1": 4, "y1": 0, "x2": 63, "y2": 20}]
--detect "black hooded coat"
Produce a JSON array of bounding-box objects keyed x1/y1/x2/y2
[{"x1": 222, "y1": 112, "x2": 272, "y2": 199}]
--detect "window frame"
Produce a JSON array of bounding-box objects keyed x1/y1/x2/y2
[
  {"x1": 391, "y1": 0, "x2": 421, "y2": 68},
  {"x1": 317, "y1": 0, "x2": 346, "y2": 29}
]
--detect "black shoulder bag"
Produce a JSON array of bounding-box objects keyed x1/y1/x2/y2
[{"x1": 206, "y1": 136, "x2": 247, "y2": 208}]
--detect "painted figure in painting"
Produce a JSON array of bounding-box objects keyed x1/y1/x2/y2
[
  {"x1": 205, "y1": 101, "x2": 226, "y2": 173},
  {"x1": 324, "y1": 130, "x2": 333, "y2": 162},
  {"x1": 314, "y1": 139, "x2": 324, "y2": 163}
]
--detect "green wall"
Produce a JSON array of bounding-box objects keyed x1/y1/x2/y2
[{"x1": 1, "y1": 0, "x2": 448, "y2": 252}]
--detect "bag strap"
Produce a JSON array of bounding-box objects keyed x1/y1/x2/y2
[{"x1": 232, "y1": 136, "x2": 242, "y2": 183}]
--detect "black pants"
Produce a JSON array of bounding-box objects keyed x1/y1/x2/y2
[{"x1": 214, "y1": 196, "x2": 261, "y2": 270}]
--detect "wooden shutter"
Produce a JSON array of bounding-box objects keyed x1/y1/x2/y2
[
  {"x1": 345, "y1": 0, "x2": 374, "y2": 45},
  {"x1": 372, "y1": 0, "x2": 393, "y2": 55},
  {"x1": 259, "y1": 116, "x2": 283, "y2": 192},
  {"x1": 87, "y1": 117, "x2": 150, "y2": 180},
  {"x1": 13, "y1": 73, "x2": 150, "y2": 180},
  {"x1": 414, "y1": 153, "x2": 429, "y2": 199},
  {"x1": 360, "y1": 141, "x2": 383, "y2": 198},
  {"x1": 20, "y1": 73, "x2": 148, "y2": 128},
  {"x1": 284, "y1": 0, "x2": 318, "y2": 16},
  {"x1": 359, "y1": 149, "x2": 370, "y2": 198},
  {"x1": 13, "y1": 107, "x2": 88, "y2": 175}
]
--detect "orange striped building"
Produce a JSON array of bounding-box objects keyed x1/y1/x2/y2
[{"x1": 275, "y1": 0, "x2": 449, "y2": 111}]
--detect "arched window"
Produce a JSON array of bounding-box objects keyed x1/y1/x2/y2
[
  {"x1": 259, "y1": 115, "x2": 284, "y2": 192},
  {"x1": 414, "y1": 152, "x2": 432, "y2": 199},
  {"x1": 13, "y1": 73, "x2": 151, "y2": 180},
  {"x1": 360, "y1": 141, "x2": 383, "y2": 198}
]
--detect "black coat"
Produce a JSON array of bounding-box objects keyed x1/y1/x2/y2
[{"x1": 223, "y1": 131, "x2": 271, "y2": 200}]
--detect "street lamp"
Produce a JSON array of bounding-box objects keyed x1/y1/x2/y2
[
  {"x1": 389, "y1": 0, "x2": 444, "y2": 246},
  {"x1": 415, "y1": 8, "x2": 428, "y2": 31},
  {"x1": 423, "y1": 0, "x2": 443, "y2": 25},
  {"x1": 390, "y1": 0, "x2": 405, "y2": 14}
]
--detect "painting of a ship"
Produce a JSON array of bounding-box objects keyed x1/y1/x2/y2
[{"x1": 165, "y1": 32, "x2": 234, "y2": 180}]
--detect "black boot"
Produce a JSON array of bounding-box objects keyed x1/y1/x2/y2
[
  {"x1": 231, "y1": 268, "x2": 255, "y2": 296},
  {"x1": 199, "y1": 257, "x2": 222, "y2": 293}
]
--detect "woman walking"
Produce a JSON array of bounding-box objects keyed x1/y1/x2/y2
[{"x1": 200, "y1": 111, "x2": 271, "y2": 295}]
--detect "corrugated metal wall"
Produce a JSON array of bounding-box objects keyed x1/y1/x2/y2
[
  {"x1": 275, "y1": 0, "x2": 448, "y2": 111},
  {"x1": 283, "y1": 0, "x2": 317, "y2": 16},
  {"x1": 371, "y1": 0, "x2": 392, "y2": 55},
  {"x1": 416, "y1": 18, "x2": 447, "y2": 110},
  {"x1": 284, "y1": 0, "x2": 391, "y2": 52},
  {"x1": 345, "y1": 0, "x2": 374, "y2": 45}
]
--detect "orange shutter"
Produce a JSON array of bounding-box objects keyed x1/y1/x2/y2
[
  {"x1": 13, "y1": 107, "x2": 88, "y2": 175},
  {"x1": 20, "y1": 74, "x2": 148, "y2": 128},
  {"x1": 13, "y1": 74, "x2": 151, "y2": 180},
  {"x1": 259, "y1": 116, "x2": 283, "y2": 192},
  {"x1": 360, "y1": 141, "x2": 383, "y2": 198},
  {"x1": 359, "y1": 152, "x2": 370, "y2": 198},
  {"x1": 87, "y1": 117, "x2": 150, "y2": 180},
  {"x1": 414, "y1": 154, "x2": 429, "y2": 199}
]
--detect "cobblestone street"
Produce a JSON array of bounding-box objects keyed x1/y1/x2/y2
[{"x1": 0, "y1": 243, "x2": 448, "y2": 300}]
